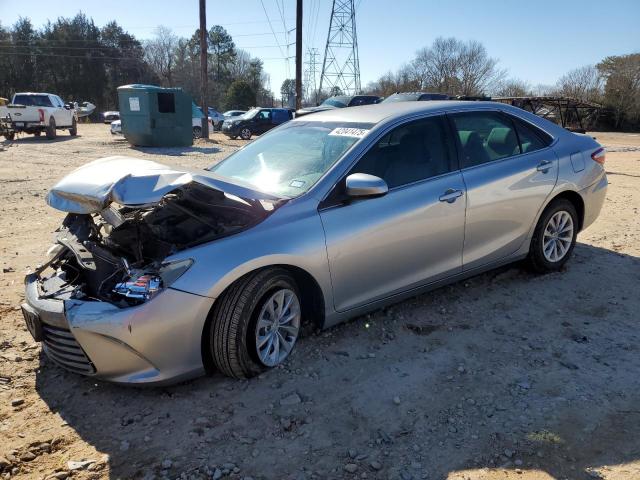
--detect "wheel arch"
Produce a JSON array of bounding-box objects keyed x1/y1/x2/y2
[
  {"x1": 547, "y1": 190, "x2": 585, "y2": 231},
  {"x1": 200, "y1": 263, "x2": 326, "y2": 373}
]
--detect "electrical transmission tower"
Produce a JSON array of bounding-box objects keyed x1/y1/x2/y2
[
  {"x1": 319, "y1": 0, "x2": 361, "y2": 96},
  {"x1": 304, "y1": 48, "x2": 321, "y2": 105}
]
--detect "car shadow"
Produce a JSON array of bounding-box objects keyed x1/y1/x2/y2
[
  {"x1": 130, "y1": 144, "x2": 222, "y2": 156},
  {"x1": 8, "y1": 134, "x2": 79, "y2": 144},
  {"x1": 33, "y1": 242, "x2": 640, "y2": 479}
]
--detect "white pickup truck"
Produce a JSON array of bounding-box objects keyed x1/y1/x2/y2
[{"x1": 1, "y1": 92, "x2": 77, "y2": 140}]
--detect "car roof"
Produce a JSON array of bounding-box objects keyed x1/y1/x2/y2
[
  {"x1": 290, "y1": 100, "x2": 484, "y2": 124},
  {"x1": 291, "y1": 100, "x2": 567, "y2": 138}
]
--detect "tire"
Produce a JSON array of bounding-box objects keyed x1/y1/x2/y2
[
  {"x1": 193, "y1": 126, "x2": 202, "y2": 139},
  {"x1": 46, "y1": 118, "x2": 56, "y2": 139},
  {"x1": 69, "y1": 118, "x2": 77, "y2": 136},
  {"x1": 33, "y1": 131, "x2": 41, "y2": 137},
  {"x1": 527, "y1": 198, "x2": 578, "y2": 273},
  {"x1": 209, "y1": 268, "x2": 302, "y2": 379},
  {"x1": 4, "y1": 132, "x2": 15, "y2": 141},
  {"x1": 240, "y1": 127, "x2": 252, "y2": 140}
]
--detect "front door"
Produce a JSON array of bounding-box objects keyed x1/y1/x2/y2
[
  {"x1": 449, "y1": 111, "x2": 558, "y2": 269},
  {"x1": 319, "y1": 115, "x2": 466, "y2": 312}
]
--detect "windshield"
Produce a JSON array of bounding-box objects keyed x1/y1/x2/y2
[
  {"x1": 13, "y1": 94, "x2": 53, "y2": 107},
  {"x1": 321, "y1": 96, "x2": 350, "y2": 108},
  {"x1": 209, "y1": 121, "x2": 374, "y2": 197},
  {"x1": 241, "y1": 107, "x2": 260, "y2": 119}
]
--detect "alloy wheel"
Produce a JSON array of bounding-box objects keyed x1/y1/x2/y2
[
  {"x1": 255, "y1": 288, "x2": 301, "y2": 367},
  {"x1": 543, "y1": 210, "x2": 574, "y2": 262}
]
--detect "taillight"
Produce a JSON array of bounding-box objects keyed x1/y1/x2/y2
[
  {"x1": 591, "y1": 147, "x2": 606, "y2": 165},
  {"x1": 38, "y1": 108, "x2": 44, "y2": 123}
]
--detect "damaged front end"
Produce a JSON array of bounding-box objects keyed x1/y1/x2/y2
[
  {"x1": 36, "y1": 156, "x2": 281, "y2": 307},
  {"x1": 42, "y1": 182, "x2": 272, "y2": 306}
]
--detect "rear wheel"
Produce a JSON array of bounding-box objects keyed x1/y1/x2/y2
[
  {"x1": 208, "y1": 268, "x2": 302, "y2": 379},
  {"x1": 193, "y1": 126, "x2": 202, "y2": 139},
  {"x1": 46, "y1": 118, "x2": 56, "y2": 139},
  {"x1": 240, "y1": 127, "x2": 252, "y2": 140},
  {"x1": 527, "y1": 198, "x2": 578, "y2": 273},
  {"x1": 4, "y1": 132, "x2": 15, "y2": 141},
  {"x1": 69, "y1": 118, "x2": 77, "y2": 136}
]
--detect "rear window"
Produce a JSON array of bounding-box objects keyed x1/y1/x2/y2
[
  {"x1": 13, "y1": 95, "x2": 53, "y2": 107},
  {"x1": 507, "y1": 114, "x2": 553, "y2": 150}
]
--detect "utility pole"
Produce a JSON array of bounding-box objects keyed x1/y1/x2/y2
[
  {"x1": 295, "y1": 0, "x2": 303, "y2": 111},
  {"x1": 199, "y1": 0, "x2": 209, "y2": 139}
]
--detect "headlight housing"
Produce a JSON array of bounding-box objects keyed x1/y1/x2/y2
[{"x1": 113, "y1": 259, "x2": 193, "y2": 305}]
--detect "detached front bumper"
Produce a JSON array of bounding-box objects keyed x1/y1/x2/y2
[{"x1": 23, "y1": 274, "x2": 215, "y2": 385}]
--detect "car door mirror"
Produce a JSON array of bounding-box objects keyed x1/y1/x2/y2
[
  {"x1": 64, "y1": 103, "x2": 73, "y2": 110},
  {"x1": 345, "y1": 173, "x2": 388, "y2": 198}
]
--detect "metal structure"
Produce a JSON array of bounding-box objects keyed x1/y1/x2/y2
[
  {"x1": 493, "y1": 96, "x2": 603, "y2": 132},
  {"x1": 304, "y1": 47, "x2": 321, "y2": 105},
  {"x1": 319, "y1": 0, "x2": 361, "y2": 96}
]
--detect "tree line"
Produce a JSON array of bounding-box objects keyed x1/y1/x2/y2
[
  {"x1": 0, "y1": 14, "x2": 273, "y2": 115},
  {"x1": 363, "y1": 37, "x2": 640, "y2": 130}
]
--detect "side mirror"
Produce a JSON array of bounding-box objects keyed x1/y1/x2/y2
[
  {"x1": 64, "y1": 103, "x2": 73, "y2": 110},
  {"x1": 345, "y1": 173, "x2": 388, "y2": 198}
]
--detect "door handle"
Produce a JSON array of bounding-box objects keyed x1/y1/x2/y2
[
  {"x1": 536, "y1": 160, "x2": 552, "y2": 173},
  {"x1": 439, "y1": 189, "x2": 464, "y2": 203}
]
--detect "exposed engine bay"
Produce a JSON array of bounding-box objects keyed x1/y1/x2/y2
[{"x1": 37, "y1": 182, "x2": 274, "y2": 307}]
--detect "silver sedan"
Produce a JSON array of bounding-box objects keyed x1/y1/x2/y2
[{"x1": 22, "y1": 101, "x2": 607, "y2": 384}]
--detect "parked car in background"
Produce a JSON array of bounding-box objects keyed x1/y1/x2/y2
[
  {"x1": 295, "y1": 95, "x2": 381, "y2": 117},
  {"x1": 199, "y1": 107, "x2": 225, "y2": 131},
  {"x1": 192, "y1": 116, "x2": 214, "y2": 138},
  {"x1": 110, "y1": 120, "x2": 122, "y2": 135},
  {"x1": 223, "y1": 110, "x2": 247, "y2": 119},
  {"x1": 23, "y1": 101, "x2": 607, "y2": 385},
  {"x1": 221, "y1": 107, "x2": 292, "y2": 139},
  {"x1": 2, "y1": 92, "x2": 77, "y2": 139},
  {"x1": 102, "y1": 111, "x2": 120, "y2": 123},
  {"x1": 382, "y1": 92, "x2": 450, "y2": 103}
]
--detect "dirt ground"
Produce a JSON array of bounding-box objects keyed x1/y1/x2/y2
[{"x1": 0, "y1": 124, "x2": 639, "y2": 480}]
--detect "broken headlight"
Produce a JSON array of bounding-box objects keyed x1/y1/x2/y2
[{"x1": 113, "y1": 259, "x2": 193, "y2": 304}]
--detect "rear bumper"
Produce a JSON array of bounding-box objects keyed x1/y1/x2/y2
[
  {"x1": 580, "y1": 172, "x2": 608, "y2": 231},
  {"x1": 23, "y1": 274, "x2": 215, "y2": 385}
]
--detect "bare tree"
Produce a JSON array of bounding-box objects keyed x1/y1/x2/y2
[
  {"x1": 411, "y1": 37, "x2": 504, "y2": 96},
  {"x1": 144, "y1": 26, "x2": 178, "y2": 86},
  {"x1": 496, "y1": 78, "x2": 531, "y2": 97},
  {"x1": 556, "y1": 65, "x2": 602, "y2": 103}
]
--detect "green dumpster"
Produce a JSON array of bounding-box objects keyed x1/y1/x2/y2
[{"x1": 117, "y1": 84, "x2": 192, "y2": 147}]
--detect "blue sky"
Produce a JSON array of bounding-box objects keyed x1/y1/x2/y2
[{"x1": 1, "y1": 0, "x2": 639, "y2": 97}]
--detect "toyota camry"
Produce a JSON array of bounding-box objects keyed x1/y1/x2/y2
[{"x1": 22, "y1": 101, "x2": 607, "y2": 384}]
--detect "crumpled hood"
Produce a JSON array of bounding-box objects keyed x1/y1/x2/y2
[{"x1": 47, "y1": 156, "x2": 280, "y2": 214}]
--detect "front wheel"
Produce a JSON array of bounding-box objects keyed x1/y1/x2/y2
[
  {"x1": 4, "y1": 132, "x2": 15, "y2": 141},
  {"x1": 208, "y1": 268, "x2": 302, "y2": 379},
  {"x1": 193, "y1": 126, "x2": 202, "y2": 139},
  {"x1": 69, "y1": 118, "x2": 77, "y2": 136},
  {"x1": 527, "y1": 199, "x2": 578, "y2": 273},
  {"x1": 240, "y1": 127, "x2": 252, "y2": 140},
  {"x1": 46, "y1": 118, "x2": 56, "y2": 139}
]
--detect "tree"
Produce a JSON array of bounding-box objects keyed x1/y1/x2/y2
[
  {"x1": 411, "y1": 37, "x2": 504, "y2": 96},
  {"x1": 208, "y1": 25, "x2": 236, "y2": 83},
  {"x1": 144, "y1": 26, "x2": 178, "y2": 86},
  {"x1": 496, "y1": 78, "x2": 531, "y2": 97},
  {"x1": 597, "y1": 53, "x2": 640, "y2": 129},
  {"x1": 225, "y1": 80, "x2": 256, "y2": 110},
  {"x1": 280, "y1": 78, "x2": 295, "y2": 105},
  {"x1": 556, "y1": 65, "x2": 602, "y2": 103}
]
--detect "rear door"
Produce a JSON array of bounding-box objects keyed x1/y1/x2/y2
[
  {"x1": 449, "y1": 110, "x2": 558, "y2": 269},
  {"x1": 319, "y1": 114, "x2": 466, "y2": 311},
  {"x1": 255, "y1": 109, "x2": 272, "y2": 134}
]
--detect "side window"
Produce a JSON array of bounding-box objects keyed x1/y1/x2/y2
[
  {"x1": 352, "y1": 115, "x2": 454, "y2": 189},
  {"x1": 258, "y1": 110, "x2": 271, "y2": 121},
  {"x1": 272, "y1": 110, "x2": 289, "y2": 124},
  {"x1": 509, "y1": 115, "x2": 552, "y2": 153},
  {"x1": 451, "y1": 111, "x2": 520, "y2": 168}
]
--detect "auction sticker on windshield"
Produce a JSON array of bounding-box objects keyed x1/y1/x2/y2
[{"x1": 328, "y1": 127, "x2": 369, "y2": 138}]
